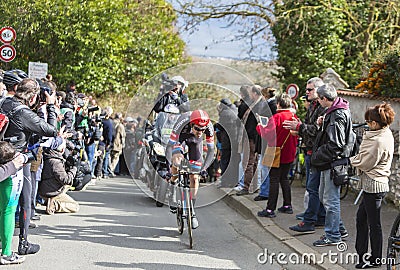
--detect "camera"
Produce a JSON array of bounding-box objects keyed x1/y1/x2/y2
[
  {"x1": 22, "y1": 150, "x2": 36, "y2": 163},
  {"x1": 36, "y1": 79, "x2": 53, "y2": 103},
  {"x1": 87, "y1": 106, "x2": 100, "y2": 113}
]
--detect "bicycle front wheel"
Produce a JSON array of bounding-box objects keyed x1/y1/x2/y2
[
  {"x1": 184, "y1": 189, "x2": 193, "y2": 249},
  {"x1": 387, "y1": 213, "x2": 400, "y2": 270},
  {"x1": 176, "y1": 205, "x2": 184, "y2": 235}
]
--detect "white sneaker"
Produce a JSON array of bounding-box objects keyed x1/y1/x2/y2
[
  {"x1": 0, "y1": 252, "x2": 25, "y2": 265},
  {"x1": 233, "y1": 185, "x2": 244, "y2": 192}
]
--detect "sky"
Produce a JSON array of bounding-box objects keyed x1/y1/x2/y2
[
  {"x1": 171, "y1": 1, "x2": 274, "y2": 60},
  {"x1": 178, "y1": 20, "x2": 250, "y2": 59}
]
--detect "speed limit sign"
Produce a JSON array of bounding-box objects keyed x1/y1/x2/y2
[{"x1": 0, "y1": 44, "x2": 16, "y2": 62}]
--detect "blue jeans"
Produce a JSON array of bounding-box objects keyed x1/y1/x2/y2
[
  {"x1": 86, "y1": 143, "x2": 96, "y2": 172},
  {"x1": 102, "y1": 150, "x2": 111, "y2": 177},
  {"x1": 238, "y1": 153, "x2": 245, "y2": 187},
  {"x1": 303, "y1": 161, "x2": 325, "y2": 224},
  {"x1": 319, "y1": 169, "x2": 346, "y2": 241},
  {"x1": 259, "y1": 165, "x2": 270, "y2": 197}
]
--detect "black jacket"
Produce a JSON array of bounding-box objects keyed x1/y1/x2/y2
[
  {"x1": 311, "y1": 97, "x2": 352, "y2": 171},
  {"x1": 1, "y1": 97, "x2": 58, "y2": 152},
  {"x1": 39, "y1": 149, "x2": 78, "y2": 198},
  {"x1": 238, "y1": 97, "x2": 270, "y2": 153},
  {"x1": 153, "y1": 93, "x2": 189, "y2": 113},
  {"x1": 216, "y1": 104, "x2": 239, "y2": 150},
  {"x1": 298, "y1": 100, "x2": 327, "y2": 152}
]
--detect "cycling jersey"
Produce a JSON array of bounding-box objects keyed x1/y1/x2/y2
[{"x1": 166, "y1": 112, "x2": 215, "y2": 171}]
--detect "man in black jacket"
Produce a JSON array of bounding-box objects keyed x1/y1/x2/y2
[
  {"x1": 236, "y1": 85, "x2": 271, "y2": 196},
  {"x1": 0, "y1": 78, "x2": 58, "y2": 255},
  {"x1": 310, "y1": 83, "x2": 350, "y2": 247},
  {"x1": 153, "y1": 76, "x2": 189, "y2": 113},
  {"x1": 284, "y1": 77, "x2": 328, "y2": 233}
]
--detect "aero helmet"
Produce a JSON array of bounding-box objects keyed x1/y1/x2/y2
[{"x1": 190, "y1": 110, "x2": 210, "y2": 127}]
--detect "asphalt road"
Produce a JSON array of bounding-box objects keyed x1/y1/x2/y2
[{"x1": 13, "y1": 176, "x2": 318, "y2": 270}]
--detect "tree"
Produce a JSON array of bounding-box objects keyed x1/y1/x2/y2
[
  {"x1": 0, "y1": 0, "x2": 187, "y2": 95},
  {"x1": 173, "y1": 0, "x2": 400, "y2": 90}
]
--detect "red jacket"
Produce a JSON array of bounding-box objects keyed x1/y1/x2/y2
[{"x1": 256, "y1": 109, "x2": 298, "y2": 164}]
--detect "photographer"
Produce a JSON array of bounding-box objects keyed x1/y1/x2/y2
[
  {"x1": 0, "y1": 77, "x2": 58, "y2": 256},
  {"x1": 153, "y1": 75, "x2": 189, "y2": 113},
  {"x1": 39, "y1": 138, "x2": 80, "y2": 214}
]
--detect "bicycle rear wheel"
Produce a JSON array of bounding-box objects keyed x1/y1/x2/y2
[
  {"x1": 387, "y1": 213, "x2": 400, "y2": 270},
  {"x1": 185, "y1": 189, "x2": 193, "y2": 249}
]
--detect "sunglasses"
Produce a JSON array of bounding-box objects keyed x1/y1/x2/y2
[
  {"x1": 306, "y1": 88, "x2": 315, "y2": 92},
  {"x1": 193, "y1": 125, "x2": 206, "y2": 132}
]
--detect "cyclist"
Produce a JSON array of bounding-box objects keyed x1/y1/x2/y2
[{"x1": 165, "y1": 109, "x2": 215, "y2": 229}]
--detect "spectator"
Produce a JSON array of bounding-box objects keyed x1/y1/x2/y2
[
  {"x1": 0, "y1": 142, "x2": 26, "y2": 265},
  {"x1": 39, "y1": 138, "x2": 79, "y2": 214},
  {"x1": 350, "y1": 103, "x2": 395, "y2": 268},
  {"x1": 262, "y1": 87, "x2": 277, "y2": 115},
  {"x1": 215, "y1": 98, "x2": 240, "y2": 188},
  {"x1": 284, "y1": 77, "x2": 327, "y2": 233},
  {"x1": 233, "y1": 85, "x2": 251, "y2": 192},
  {"x1": 236, "y1": 85, "x2": 270, "y2": 195},
  {"x1": 2, "y1": 69, "x2": 28, "y2": 97},
  {"x1": 256, "y1": 93, "x2": 298, "y2": 218},
  {"x1": 255, "y1": 87, "x2": 278, "y2": 201},
  {"x1": 109, "y1": 112, "x2": 126, "y2": 175},
  {"x1": 66, "y1": 80, "x2": 76, "y2": 94},
  {"x1": 310, "y1": 83, "x2": 350, "y2": 246},
  {"x1": 101, "y1": 106, "x2": 114, "y2": 179},
  {"x1": 124, "y1": 117, "x2": 138, "y2": 175},
  {"x1": 0, "y1": 77, "x2": 58, "y2": 255}
]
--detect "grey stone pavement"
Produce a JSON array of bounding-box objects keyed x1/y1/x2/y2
[{"x1": 219, "y1": 179, "x2": 399, "y2": 270}]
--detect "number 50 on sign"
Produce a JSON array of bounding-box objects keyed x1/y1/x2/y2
[{"x1": 0, "y1": 44, "x2": 16, "y2": 62}]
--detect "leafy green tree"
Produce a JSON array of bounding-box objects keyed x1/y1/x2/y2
[{"x1": 0, "y1": 0, "x2": 187, "y2": 95}]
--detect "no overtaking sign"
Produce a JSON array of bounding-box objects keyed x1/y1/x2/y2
[{"x1": 0, "y1": 26, "x2": 17, "y2": 62}]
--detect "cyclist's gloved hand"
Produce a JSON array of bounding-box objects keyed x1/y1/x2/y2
[{"x1": 200, "y1": 170, "x2": 208, "y2": 177}]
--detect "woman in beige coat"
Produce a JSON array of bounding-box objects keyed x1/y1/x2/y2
[{"x1": 350, "y1": 103, "x2": 395, "y2": 269}]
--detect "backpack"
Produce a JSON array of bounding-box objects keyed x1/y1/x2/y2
[{"x1": 0, "y1": 97, "x2": 29, "y2": 141}]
